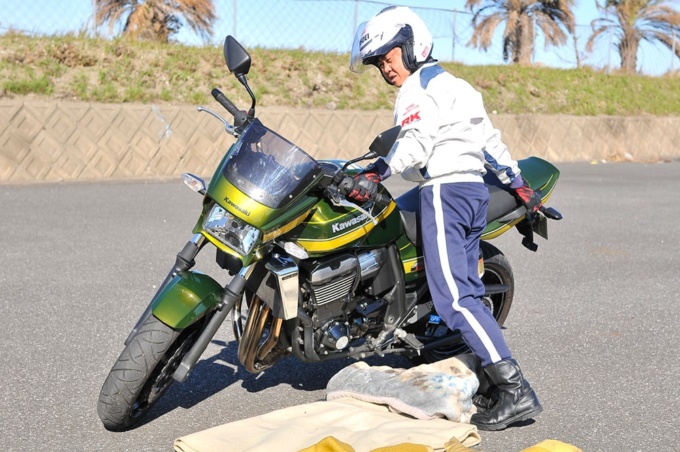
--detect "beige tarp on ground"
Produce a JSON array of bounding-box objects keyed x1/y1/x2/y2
[{"x1": 173, "y1": 398, "x2": 481, "y2": 452}]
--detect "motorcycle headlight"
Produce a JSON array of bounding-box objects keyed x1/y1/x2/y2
[{"x1": 203, "y1": 204, "x2": 261, "y2": 255}]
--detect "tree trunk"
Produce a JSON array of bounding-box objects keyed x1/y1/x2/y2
[
  {"x1": 514, "y1": 14, "x2": 534, "y2": 65},
  {"x1": 619, "y1": 33, "x2": 639, "y2": 73}
]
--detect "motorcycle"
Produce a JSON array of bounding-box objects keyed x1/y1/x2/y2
[{"x1": 97, "y1": 36, "x2": 563, "y2": 431}]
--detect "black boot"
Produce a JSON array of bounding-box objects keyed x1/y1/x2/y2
[{"x1": 470, "y1": 359, "x2": 542, "y2": 431}]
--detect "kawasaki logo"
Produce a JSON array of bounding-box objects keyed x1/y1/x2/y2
[
  {"x1": 223, "y1": 196, "x2": 250, "y2": 216},
  {"x1": 332, "y1": 214, "x2": 367, "y2": 233}
]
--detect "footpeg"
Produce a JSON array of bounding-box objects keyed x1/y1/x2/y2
[{"x1": 395, "y1": 329, "x2": 424, "y2": 350}]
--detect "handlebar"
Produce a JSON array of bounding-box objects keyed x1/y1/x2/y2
[
  {"x1": 374, "y1": 191, "x2": 391, "y2": 206},
  {"x1": 211, "y1": 88, "x2": 248, "y2": 127}
]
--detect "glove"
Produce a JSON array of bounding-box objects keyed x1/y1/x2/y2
[
  {"x1": 360, "y1": 170, "x2": 381, "y2": 185},
  {"x1": 343, "y1": 172, "x2": 380, "y2": 203},
  {"x1": 513, "y1": 180, "x2": 542, "y2": 214}
]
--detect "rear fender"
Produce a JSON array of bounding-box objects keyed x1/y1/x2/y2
[{"x1": 152, "y1": 271, "x2": 224, "y2": 329}]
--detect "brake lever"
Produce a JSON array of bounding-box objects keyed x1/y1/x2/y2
[
  {"x1": 326, "y1": 185, "x2": 379, "y2": 225},
  {"x1": 197, "y1": 106, "x2": 239, "y2": 137}
]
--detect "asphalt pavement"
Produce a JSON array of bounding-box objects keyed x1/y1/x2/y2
[{"x1": 1, "y1": 161, "x2": 679, "y2": 452}]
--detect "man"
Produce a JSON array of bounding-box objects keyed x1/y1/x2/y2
[{"x1": 347, "y1": 6, "x2": 543, "y2": 431}]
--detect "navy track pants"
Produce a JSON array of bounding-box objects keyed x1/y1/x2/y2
[{"x1": 420, "y1": 182, "x2": 511, "y2": 367}]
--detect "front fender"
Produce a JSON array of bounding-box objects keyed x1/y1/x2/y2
[{"x1": 152, "y1": 271, "x2": 224, "y2": 329}]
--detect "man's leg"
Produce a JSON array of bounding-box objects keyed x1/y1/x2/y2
[
  {"x1": 419, "y1": 182, "x2": 510, "y2": 367},
  {"x1": 419, "y1": 182, "x2": 541, "y2": 430}
]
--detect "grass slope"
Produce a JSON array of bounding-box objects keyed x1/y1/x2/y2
[{"x1": 1, "y1": 33, "x2": 679, "y2": 116}]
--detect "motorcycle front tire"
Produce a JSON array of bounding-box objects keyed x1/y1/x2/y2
[{"x1": 97, "y1": 313, "x2": 211, "y2": 431}]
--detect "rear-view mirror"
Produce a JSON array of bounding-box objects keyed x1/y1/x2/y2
[
  {"x1": 369, "y1": 125, "x2": 401, "y2": 157},
  {"x1": 223, "y1": 35, "x2": 251, "y2": 77}
]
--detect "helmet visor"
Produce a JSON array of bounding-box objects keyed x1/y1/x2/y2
[{"x1": 349, "y1": 21, "x2": 369, "y2": 73}]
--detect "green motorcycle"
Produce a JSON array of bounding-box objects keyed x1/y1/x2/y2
[{"x1": 97, "y1": 36, "x2": 563, "y2": 431}]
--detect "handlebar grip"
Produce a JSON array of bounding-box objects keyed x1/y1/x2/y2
[
  {"x1": 211, "y1": 88, "x2": 248, "y2": 126},
  {"x1": 374, "y1": 192, "x2": 391, "y2": 206}
]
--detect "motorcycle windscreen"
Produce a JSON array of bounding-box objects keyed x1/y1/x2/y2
[{"x1": 222, "y1": 120, "x2": 322, "y2": 209}]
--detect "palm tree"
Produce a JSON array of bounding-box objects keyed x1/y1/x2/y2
[
  {"x1": 95, "y1": 0, "x2": 216, "y2": 43},
  {"x1": 586, "y1": 0, "x2": 680, "y2": 73},
  {"x1": 465, "y1": 0, "x2": 576, "y2": 65}
]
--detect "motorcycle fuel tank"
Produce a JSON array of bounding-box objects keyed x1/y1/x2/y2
[{"x1": 286, "y1": 191, "x2": 403, "y2": 258}]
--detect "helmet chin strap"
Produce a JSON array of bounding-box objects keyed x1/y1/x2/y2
[{"x1": 401, "y1": 41, "x2": 419, "y2": 72}]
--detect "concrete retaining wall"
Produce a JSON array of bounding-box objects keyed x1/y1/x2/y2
[{"x1": 1, "y1": 99, "x2": 678, "y2": 183}]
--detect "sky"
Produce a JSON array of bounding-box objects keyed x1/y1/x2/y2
[{"x1": 2, "y1": 0, "x2": 677, "y2": 75}]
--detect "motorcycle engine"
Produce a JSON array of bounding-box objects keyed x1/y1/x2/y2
[{"x1": 300, "y1": 248, "x2": 393, "y2": 354}]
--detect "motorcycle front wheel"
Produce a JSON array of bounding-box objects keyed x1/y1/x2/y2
[
  {"x1": 416, "y1": 241, "x2": 514, "y2": 363},
  {"x1": 97, "y1": 313, "x2": 212, "y2": 431}
]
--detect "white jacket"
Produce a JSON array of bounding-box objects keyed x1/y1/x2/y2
[{"x1": 381, "y1": 63, "x2": 521, "y2": 187}]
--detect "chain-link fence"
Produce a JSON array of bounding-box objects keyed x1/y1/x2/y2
[{"x1": 2, "y1": 0, "x2": 678, "y2": 76}]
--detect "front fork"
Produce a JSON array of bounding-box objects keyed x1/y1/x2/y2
[
  {"x1": 173, "y1": 263, "x2": 254, "y2": 382},
  {"x1": 123, "y1": 232, "x2": 254, "y2": 383},
  {"x1": 124, "y1": 233, "x2": 207, "y2": 346}
]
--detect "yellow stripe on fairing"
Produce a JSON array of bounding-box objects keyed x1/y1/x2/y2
[
  {"x1": 261, "y1": 209, "x2": 311, "y2": 242},
  {"x1": 296, "y1": 201, "x2": 396, "y2": 252}
]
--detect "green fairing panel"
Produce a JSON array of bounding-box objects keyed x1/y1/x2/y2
[
  {"x1": 283, "y1": 184, "x2": 397, "y2": 258},
  {"x1": 202, "y1": 174, "x2": 320, "y2": 231},
  {"x1": 209, "y1": 144, "x2": 234, "y2": 186},
  {"x1": 362, "y1": 200, "x2": 403, "y2": 247},
  {"x1": 199, "y1": 136, "x2": 322, "y2": 232},
  {"x1": 152, "y1": 272, "x2": 224, "y2": 329},
  {"x1": 286, "y1": 198, "x2": 367, "y2": 251},
  {"x1": 193, "y1": 190, "x2": 318, "y2": 234},
  {"x1": 192, "y1": 148, "x2": 232, "y2": 234}
]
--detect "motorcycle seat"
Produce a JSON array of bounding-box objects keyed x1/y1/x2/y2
[{"x1": 394, "y1": 174, "x2": 520, "y2": 246}]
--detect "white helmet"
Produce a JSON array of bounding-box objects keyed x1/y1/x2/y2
[{"x1": 350, "y1": 6, "x2": 433, "y2": 74}]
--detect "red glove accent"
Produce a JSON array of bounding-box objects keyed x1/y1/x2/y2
[
  {"x1": 362, "y1": 171, "x2": 381, "y2": 184},
  {"x1": 346, "y1": 173, "x2": 379, "y2": 203},
  {"x1": 514, "y1": 181, "x2": 542, "y2": 213}
]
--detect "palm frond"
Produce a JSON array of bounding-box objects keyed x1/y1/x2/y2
[
  {"x1": 465, "y1": 0, "x2": 576, "y2": 64},
  {"x1": 468, "y1": 14, "x2": 505, "y2": 49},
  {"x1": 94, "y1": 0, "x2": 216, "y2": 42},
  {"x1": 587, "y1": 0, "x2": 680, "y2": 72}
]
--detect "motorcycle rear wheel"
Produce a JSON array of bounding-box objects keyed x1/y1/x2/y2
[
  {"x1": 416, "y1": 241, "x2": 514, "y2": 363},
  {"x1": 97, "y1": 313, "x2": 211, "y2": 431},
  {"x1": 479, "y1": 241, "x2": 514, "y2": 327}
]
